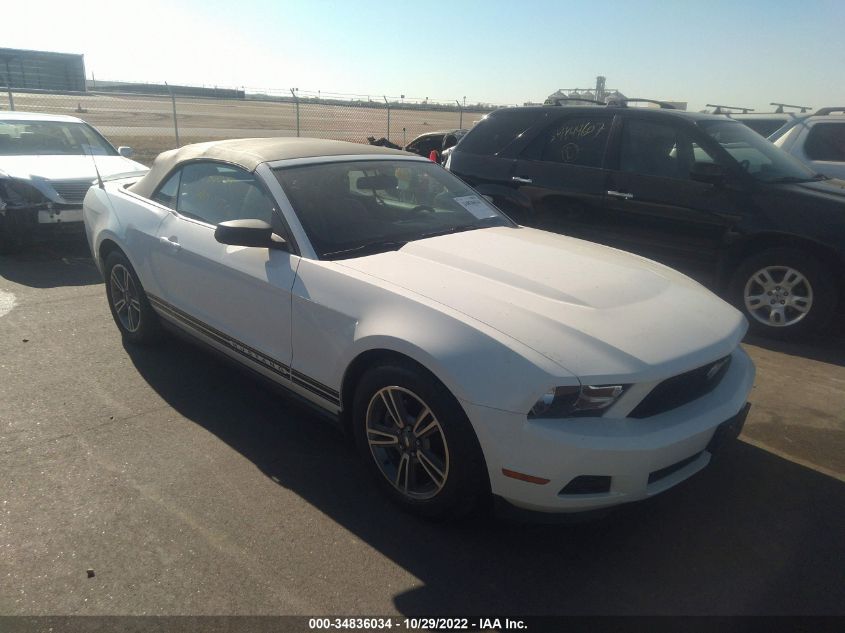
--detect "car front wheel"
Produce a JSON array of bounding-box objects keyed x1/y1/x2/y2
[
  {"x1": 352, "y1": 362, "x2": 487, "y2": 519},
  {"x1": 730, "y1": 248, "x2": 837, "y2": 339},
  {"x1": 0, "y1": 216, "x2": 30, "y2": 255},
  {"x1": 104, "y1": 251, "x2": 162, "y2": 345}
]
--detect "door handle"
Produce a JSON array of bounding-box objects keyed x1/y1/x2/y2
[
  {"x1": 512, "y1": 176, "x2": 533, "y2": 184},
  {"x1": 607, "y1": 190, "x2": 634, "y2": 200},
  {"x1": 159, "y1": 236, "x2": 181, "y2": 250}
]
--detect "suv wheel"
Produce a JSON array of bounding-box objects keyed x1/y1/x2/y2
[
  {"x1": 104, "y1": 251, "x2": 162, "y2": 345},
  {"x1": 352, "y1": 362, "x2": 487, "y2": 519},
  {"x1": 729, "y1": 248, "x2": 837, "y2": 339}
]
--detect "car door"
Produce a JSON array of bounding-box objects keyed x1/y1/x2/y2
[
  {"x1": 602, "y1": 116, "x2": 745, "y2": 277},
  {"x1": 149, "y1": 161, "x2": 299, "y2": 379},
  {"x1": 509, "y1": 114, "x2": 613, "y2": 236}
]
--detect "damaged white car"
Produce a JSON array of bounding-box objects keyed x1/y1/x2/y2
[
  {"x1": 0, "y1": 112, "x2": 146, "y2": 253},
  {"x1": 83, "y1": 137, "x2": 755, "y2": 519}
]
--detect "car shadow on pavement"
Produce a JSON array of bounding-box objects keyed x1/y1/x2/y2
[
  {"x1": 745, "y1": 324, "x2": 845, "y2": 368},
  {"x1": 0, "y1": 237, "x2": 101, "y2": 288},
  {"x1": 124, "y1": 335, "x2": 845, "y2": 616}
]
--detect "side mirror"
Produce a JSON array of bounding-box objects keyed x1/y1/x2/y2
[
  {"x1": 690, "y1": 161, "x2": 728, "y2": 185},
  {"x1": 214, "y1": 219, "x2": 288, "y2": 250},
  {"x1": 118, "y1": 146, "x2": 135, "y2": 158}
]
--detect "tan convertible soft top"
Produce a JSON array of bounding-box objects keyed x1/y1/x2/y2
[{"x1": 129, "y1": 137, "x2": 410, "y2": 199}]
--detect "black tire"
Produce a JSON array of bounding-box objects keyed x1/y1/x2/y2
[
  {"x1": 352, "y1": 362, "x2": 488, "y2": 520},
  {"x1": 728, "y1": 247, "x2": 837, "y2": 339},
  {"x1": 0, "y1": 234, "x2": 22, "y2": 255},
  {"x1": 0, "y1": 219, "x2": 29, "y2": 255},
  {"x1": 104, "y1": 251, "x2": 162, "y2": 345}
]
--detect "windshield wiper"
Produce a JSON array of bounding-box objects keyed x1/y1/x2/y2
[
  {"x1": 416, "y1": 216, "x2": 502, "y2": 241},
  {"x1": 764, "y1": 175, "x2": 820, "y2": 184},
  {"x1": 322, "y1": 239, "x2": 408, "y2": 260},
  {"x1": 322, "y1": 218, "x2": 502, "y2": 260}
]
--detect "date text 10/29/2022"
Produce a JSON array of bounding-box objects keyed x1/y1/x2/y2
[{"x1": 308, "y1": 618, "x2": 527, "y2": 630}]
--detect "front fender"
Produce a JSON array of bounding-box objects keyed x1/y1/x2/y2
[{"x1": 291, "y1": 258, "x2": 575, "y2": 414}]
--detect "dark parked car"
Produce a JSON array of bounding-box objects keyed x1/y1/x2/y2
[
  {"x1": 446, "y1": 104, "x2": 845, "y2": 339},
  {"x1": 404, "y1": 129, "x2": 467, "y2": 161}
]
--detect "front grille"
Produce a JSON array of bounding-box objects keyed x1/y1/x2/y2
[
  {"x1": 630, "y1": 355, "x2": 732, "y2": 419},
  {"x1": 50, "y1": 179, "x2": 94, "y2": 204}
]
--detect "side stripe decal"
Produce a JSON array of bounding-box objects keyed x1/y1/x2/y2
[{"x1": 147, "y1": 293, "x2": 341, "y2": 406}]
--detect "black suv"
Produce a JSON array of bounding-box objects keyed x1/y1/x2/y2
[{"x1": 447, "y1": 104, "x2": 845, "y2": 339}]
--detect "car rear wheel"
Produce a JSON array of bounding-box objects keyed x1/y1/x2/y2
[
  {"x1": 104, "y1": 251, "x2": 162, "y2": 345},
  {"x1": 729, "y1": 248, "x2": 837, "y2": 339},
  {"x1": 352, "y1": 362, "x2": 487, "y2": 519}
]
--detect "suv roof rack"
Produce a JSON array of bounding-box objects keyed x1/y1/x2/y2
[
  {"x1": 606, "y1": 97, "x2": 676, "y2": 109},
  {"x1": 706, "y1": 104, "x2": 754, "y2": 114},
  {"x1": 550, "y1": 97, "x2": 606, "y2": 106},
  {"x1": 770, "y1": 102, "x2": 811, "y2": 113},
  {"x1": 814, "y1": 106, "x2": 845, "y2": 116}
]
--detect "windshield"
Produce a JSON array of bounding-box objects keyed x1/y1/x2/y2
[
  {"x1": 0, "y1": 120, "x2": 118, "y2": 156},
  {"x1": 274, "y1": 159, "x2": 512, "y2": 259},
  {"x1": 698, "y1": 119, "x2": 817, "y2": 183}
]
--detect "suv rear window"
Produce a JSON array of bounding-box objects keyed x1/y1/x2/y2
[
  {"x1": 805, "y1": 123, "x2": 845, "y2": 162},
  {"x1": 457, "y1": 109, "x2": 543, "y2": 156}
]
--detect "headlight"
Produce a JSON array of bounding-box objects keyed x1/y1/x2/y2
[
  {"x1": 0, "y1": 178, "x2": 47, "y2": 207},
  {"x1": 529, "y1": 384, "x2": 628, "y2": 419}
]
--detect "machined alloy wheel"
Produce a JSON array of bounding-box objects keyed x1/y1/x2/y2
[
  {"x1": 744, "y1": 265, "x2": 813, "y2": 328},
  {"x1": 365, "y1": 386, "x2": 450, "y2": 500},
  {"x1": 730, "y1": 247, "x2": 837, "y2": 339},
  {"x1": 109, "y1": 263, "x2": 142, "y2": 333}
]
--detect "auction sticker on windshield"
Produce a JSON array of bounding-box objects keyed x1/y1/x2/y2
[{"x1": 453, "y1": 195, "x2": 496, "y2": 219}]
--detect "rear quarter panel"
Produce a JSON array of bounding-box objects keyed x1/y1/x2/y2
[{"x1": 84, "y1": 183, "x2": 170, "y2": 296}]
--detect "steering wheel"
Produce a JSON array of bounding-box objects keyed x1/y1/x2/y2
[{"x1": 739, "y1": 159, "x2": 751, "y2": 172}]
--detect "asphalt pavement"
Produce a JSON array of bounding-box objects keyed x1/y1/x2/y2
[{"x1": 1, "y1": 238, "x2": 843, "y2": 616}]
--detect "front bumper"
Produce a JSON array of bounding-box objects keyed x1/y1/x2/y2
[
  {"x1": 1, "y1": 205, "x2": 85, "y2": 235},
  {"x1": 464, "y1": 346, "x2": 755, "y2": 513}
]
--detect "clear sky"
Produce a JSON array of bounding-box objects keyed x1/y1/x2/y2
[{"x1": 5, "y1": 0, "x2": 844, "y2": 111}]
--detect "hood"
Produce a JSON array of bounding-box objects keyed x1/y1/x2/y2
[
  {"x1": 0, "y1": 155, "x2": 147, "y2": 181},
  {"x1": 0, "y1": 155, "x2": 148, "y2": 204},
  {"x1": 339, "y1": 227, "x2": 746, "y2": 383},
  {"x1": 785, "y1": 177, "x2": 845, "y2": 201}
]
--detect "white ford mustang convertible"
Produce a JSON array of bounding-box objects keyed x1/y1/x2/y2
[{"x1": 83, "y1": 138, "x2": 755, "y2": 519}]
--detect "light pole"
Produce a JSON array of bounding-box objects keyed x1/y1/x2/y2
[
  {"x1": 1, "y1": 56, "x2": 17, "y2": 111},
  {"x1": 383, "y1": 95, "x2": 390, "y2": 141}
]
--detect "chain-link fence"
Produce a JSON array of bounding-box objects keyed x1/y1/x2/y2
[{"x1": 0, "y1": 84, "x2": 501, "y2": 165}]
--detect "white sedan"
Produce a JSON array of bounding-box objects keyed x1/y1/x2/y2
[
  {"x1": 83, "y1": 138, "x2": 755, "y2": 519},
  {"x1": 0, "y1": 112, "x2": 147, "y2": 253}
]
